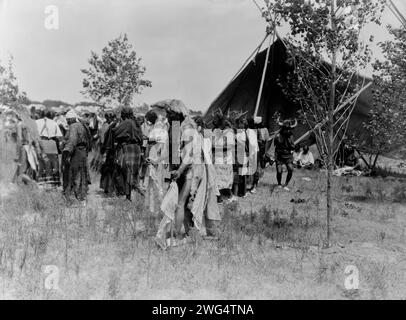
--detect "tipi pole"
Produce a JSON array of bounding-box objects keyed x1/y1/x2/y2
[
  {"x1": 387, "y1": 0, "x2": 406, "y2": 28},
  {"x1": 253, "y1": 30, "x2": 274, "y2": 118}
]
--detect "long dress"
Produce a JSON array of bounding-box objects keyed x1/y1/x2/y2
[
  {"x1": 113, "y1": 118, "x2": 143, "y2": 197},
  {"x1": 212, "y1": 128, "x2": 234, "y2": 191},
  {"x1": 187, "y1": 132, "x2": 221, "y2": 235},
  {"x1": 36, "y1": 117, "x2": 63, "y2": 188},
  {"x1": 143, "y1": 120, "x2": 170, "y2": 213}
]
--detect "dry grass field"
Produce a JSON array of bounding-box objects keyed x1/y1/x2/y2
[{"x1": 0, "y1": 134, "x2": 406, "y2": 300}]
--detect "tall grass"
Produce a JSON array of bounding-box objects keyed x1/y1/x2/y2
[
  {"x1": 0, "y1": 127, "x2": 406, "y2": 299},
  {"x1": 0, "y1": 131, "x2": 16, "y2": 183}
]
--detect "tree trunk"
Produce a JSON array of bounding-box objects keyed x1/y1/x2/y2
[
  {"x1": 326, "y1": 0, "x2": 337, "y2": 247},
  {"x1": 372, "y1": 153, "x2": 380, "y2": 171}
]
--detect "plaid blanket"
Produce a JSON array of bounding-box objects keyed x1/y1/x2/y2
[{"x1": 116, "y1": 143, "x2": 141, "y2": 190}]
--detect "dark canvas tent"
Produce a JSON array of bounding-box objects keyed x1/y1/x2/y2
[{"x1": 204, "y1": 38, "x2": 374, "y2": 141}]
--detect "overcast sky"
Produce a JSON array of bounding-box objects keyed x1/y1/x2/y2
[{"x1": 0, "y1": 0, "x2": 405, "y2": 111}]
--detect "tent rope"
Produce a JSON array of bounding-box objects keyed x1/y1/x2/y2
[
  {"x1": 230, "y1": 33, "x2": 269, "y2": 83},
  {"x1": 294, "y1": 82, "x2": 372, "y2": 145},
  {"x1": 204, "y1": 33, "x2": 269, "y2": 117},
  {"x1": 386, "y1": 0, "x2": 406, "y2": 28}
]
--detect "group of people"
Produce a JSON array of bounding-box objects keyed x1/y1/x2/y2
[
  {"x1": 3, "y1": 101, "x2": 318, "y2": 248},
  {"x1": 5, "y1": 106, "x2": 95, "y2": 204}
]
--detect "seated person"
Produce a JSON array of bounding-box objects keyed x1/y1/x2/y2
[
  {"x1": 296, "y1": 145, "x2": 315, "y2": 169},
  {"x1": 293, "y1": 145, "x2": 301, "y2": 166}
]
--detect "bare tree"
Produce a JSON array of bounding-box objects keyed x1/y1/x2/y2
[{"x1": 259, "y1": 0, "x2": 385, "y2": 246}]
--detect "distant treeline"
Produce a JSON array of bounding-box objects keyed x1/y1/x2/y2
[
  {"x1": 24, "y1": 99, "x2": 106, "y2": 109},
  {"x1": 24, "y1": 99, "x2": 204, "y2": 115}
]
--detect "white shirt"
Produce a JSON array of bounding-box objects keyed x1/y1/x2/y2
[
  {"x1": 298, "y1": 151, "x2": 315, "y2": 165},
  {"x1": 36, "y1": 118, "x2": 63, "y2": 138},
  {"x1": 246, "y1": 128, "x2": 259, "y2": 156}
]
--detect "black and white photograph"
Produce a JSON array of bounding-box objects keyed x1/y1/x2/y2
[{"x1": 0, "y1": 0, "x2": 405, "y2": 303}]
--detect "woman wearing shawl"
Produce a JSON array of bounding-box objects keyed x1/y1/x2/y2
[
  {"x1": 143, "y1": 110, "x2": 170, "y2": 214},
  {"x1": 113, "y1": 106, "x2": 143, "y2": 201},
  {"x1": 155, "y1": 103, "x2": 220, "y2": 249},
  {"x1": 187, "y1": 116, "x2": 221, "y2": 236},
  {"x1": 177, "y1": 116, "x2": 220, "y2": 235}
]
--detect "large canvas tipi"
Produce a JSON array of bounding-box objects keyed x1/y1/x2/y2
[{"x1": 204, "y1": 37, "x2": 374, "y2": 141}]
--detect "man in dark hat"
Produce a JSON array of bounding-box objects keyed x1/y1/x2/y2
[
  {"x1": 274, "y1": 118, "x2": 297, "y2": 191},
  {"x1": 62, "y1": 110, "x2": 92, "y2": 206}
]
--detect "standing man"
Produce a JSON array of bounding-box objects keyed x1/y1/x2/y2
[
  {"x1": 62, "y1": 110, "x2": 92, "y2": 206},
  {"x1": 274, "y1": 118, "x2": 297, "y2": 191}
]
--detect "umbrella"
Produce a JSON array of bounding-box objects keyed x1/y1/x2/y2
[{"x1": 151, "y1": 99, "x2": 189, "y2": 117}]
